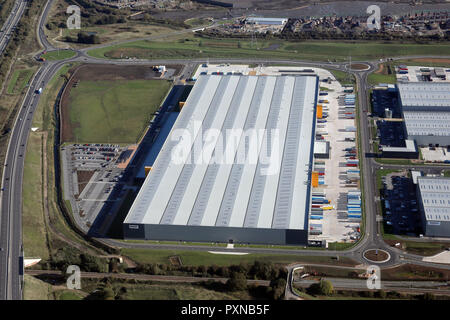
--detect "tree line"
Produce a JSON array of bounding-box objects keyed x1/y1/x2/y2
[{"x1": 134, "y1": 260, "x2": 288, "y2": 281}]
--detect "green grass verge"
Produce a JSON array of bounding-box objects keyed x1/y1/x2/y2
[
  {"x1": 23, "y1": 275, "x2": 53, "y2": 300},
  {"x1": 401, "y1": 241, "x2": 449, "y2": 256},
  {"x1": 375, "y1": 158, "x2": 416, "y2": 165},
  {"x1": 33, "y1": 63, "x2": 76, "y2": 128},
  {"x1": 117, "y1": 283, "x2": 238, "y2": 300},
  {"x1": 7, "y1": 68, "x2": 35, "y2": 94},
  {"x1": 368, "y1": 72, "x2": 396, "y2": 86},
  {"x1": 121, "y1": 248, "x2": 357, "y2": 267},
  {"x1": 184, "y1": 18, "x2": 211, "y2": 28},
  {"x1": 41, "y1": 50, "x2": 77, "y2": 61},
  {"x1": 66, "y1": 79, "x2": 171, "y2": 144},
  {"x1": 22, "y1": 132, "x2": 50, "y2": 260},
  {"x1": 31, "y1": 62, "x2": 108, "y2": 256},
  {"x1": 54, "y1": 290, "x2": 84, "y2": 300},
  {"x1": 87, "y1": 39, "x2": 450, "y2": 62},
  {"x1": 329, "y1": 69, "x2": 355, "y2": 85}
]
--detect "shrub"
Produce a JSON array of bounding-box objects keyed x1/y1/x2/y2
[
  {"x1": 226, "y1": 272, "x2": 247, "y2": 291},
  {"x1": 423, "y1": 292, "x2": 436, "y2": 301},
  {"x1": 378, "y1": 290, "x2": 387, "y2": 299}
]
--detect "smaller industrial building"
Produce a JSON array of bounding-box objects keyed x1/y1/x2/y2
[
  {"x1": 398, "y1": 83, "x2": 450, "y2": 147},
  {"x1": 398, "y1": 82, "x2": 450, "y2": 112},
  {"x1": 380, "y1": 139, "x2": 418, "y2": 159},
  {"x1": 417, "y1": 177, "x2": 450, "y2": 238},
  {"x1": 314, "y1": 141, "x2": 330, "y2": 159},
  {"x1": 403, "y1": 111, "x2": 450, "y2": 147},
  {"x1": 245, "y1": 17, "x2": 288, "y2": 25}
]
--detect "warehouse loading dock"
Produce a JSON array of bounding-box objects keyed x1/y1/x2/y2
[{"x1": 307, "y1": 75, "x2": 361, "y2": 243}]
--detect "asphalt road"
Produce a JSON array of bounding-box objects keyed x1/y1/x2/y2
[
  {"x1": 0, "y1": 0, "x2": 26, "y2": 55},
  {"x1": 294, "y1": 276, "x2": 450, "y2": 295},
  {"x1": 2, "y1": 0, "x2": 450, "y2": 300}
]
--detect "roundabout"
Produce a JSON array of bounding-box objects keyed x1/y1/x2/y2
[
  {"x1": 345, "y1": 63, "x2": 371, "y2": 71},
  {"x1": 363, "y1": 249, "x2": 391, "y2": 264}
]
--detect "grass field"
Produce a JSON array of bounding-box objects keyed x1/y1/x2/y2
[
  {"x1": 121, "y1": 248, "x2": 357, "y2": 267},
  {"x1": 184, "y1": 18, "x2": 211, "y2": 28},
  {"x1": 66, "y1": 80, "x2": 171, "y2": 144},
  {"x1": 375, "y1": 158, "x2": 416, "y2": 165},
  {"x1": 7, "y1": 68, "x2": 35, "y2": 94},
  {"x1": 54, "y1": 290, "x2": 85, "y2": 300},
  {"x1": 117, "y1": 283, "x2": 238, "y2": 300},
  {"x1": 87, "y1": 38, "x2": 450, "y2": 62},
  {"x1": 22, "y1": 132, "x2": 50, "y2": 260},
  {"x1": 382, "y1": 264, "x2": 450, "y2": 281},
  {"x1": 368, "y1": 72, "x2": 397, "y2": 86},
  {"x1": 47, "y1": 22, "x2": 182, "y2": 49},
  {"x1": 33, "y1": 63, "x2": 76, "y2": 129},
  {"x1": 41, "y1": 50, "x2": 76, "y2": 61},
  {"x1": 328, "y1": 69, "x2": 355, "y2": 85},
  {"x1": 401, "y1": 241, "x2": 450, "y2": 256},
  {"x1": 23, "y1": 275, "x2": 53, "y2": 300}
]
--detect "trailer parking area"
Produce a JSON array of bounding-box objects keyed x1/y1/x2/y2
[{"x1": 307, "y1": 74, "x2": 361, "y2": 243}]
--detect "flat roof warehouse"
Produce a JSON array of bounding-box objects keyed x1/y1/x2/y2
[{"x1": 124, "y1": 75, "x2": 319, "y2": 245}]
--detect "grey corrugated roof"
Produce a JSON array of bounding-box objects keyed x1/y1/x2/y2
[
  {"x1": 418, "y1": 177, "x2": 450, "y2": 222},
  {"x1": 403, "y1": 111, "x2": 450, "y2": 137},
  {"x1": 124, "y1": 75, "x2": 318, "y2": 231},
  {"x1": 398, "y1": 83, "x2": 450, "y2": 108}
]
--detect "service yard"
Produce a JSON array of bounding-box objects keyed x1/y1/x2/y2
[
  {"x1": 192, "y1": 64, "x2": 362, "y2": 244},
  {"x1": 59, "y1": 64, "x2": 179, "y2": 235}
]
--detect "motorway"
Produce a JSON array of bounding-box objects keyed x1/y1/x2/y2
[
  {"x1": 0, "y1": 0, "x2": 27, "y2": 55},
  {"x1": 1, "y1": 0, "x2": 450, "y2": 300}
]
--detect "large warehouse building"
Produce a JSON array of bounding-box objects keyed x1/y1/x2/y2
[
  {"x1": 124, "y1": 75, "x2": 319, "y2": 245},
  {"x1": 417, "y1": 177, "x2": 450, "y2": 238},
  {"x1": 399, "y1": 83, "x2": 450, "y2": 146}
]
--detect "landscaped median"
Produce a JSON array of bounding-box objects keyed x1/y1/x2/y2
[
  {"x1": 119, "y1": 248, "x2": 358, "y2": 267},
  {"x1": 41, "y1": 50, "x2": 76, "y2": 61}
]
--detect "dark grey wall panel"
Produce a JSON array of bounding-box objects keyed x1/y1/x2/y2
[{"x1": 124, "y1": 223, "x2": 307, "y2": 245}]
